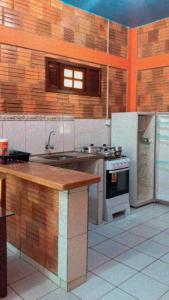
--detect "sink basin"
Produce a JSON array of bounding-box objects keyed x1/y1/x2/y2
[{"x1": 41, "y1": 154, "x2": 74, "y2": 160}]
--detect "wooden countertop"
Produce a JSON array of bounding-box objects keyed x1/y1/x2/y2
[{"x1": 0, "y1": 162, "x2": 100, "y2": 191}]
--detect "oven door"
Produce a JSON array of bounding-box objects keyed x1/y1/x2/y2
[{"x1": 106, "y1": 168, "x2": 129, "y2": 199}]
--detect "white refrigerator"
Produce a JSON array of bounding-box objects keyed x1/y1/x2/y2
[{"x1": 111, "y1": 112, "x2": 156, "y2": 207}]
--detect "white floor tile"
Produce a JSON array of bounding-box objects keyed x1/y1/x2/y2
[
  {"x1": 88, "y1": 231, "x2": 107, "y2": 247},
  {"x1": 160, "y1": 252, "x2": 169, "y2": 264},
  {"x1": 73, "y1": 273, "x2": 113, "y2": 300},
  {"x1": 142, "y1": 260, "x2": 169, "y2": 286},
  {"x1": 88, "y1": 249, "x2": 110, "y2": 271},
  {"x1": 100, "y1": 287, "x2": 137, "y2": 300},
  {"x1": 159, "y1": 290, "x2": 169, "y2": 300},
  {"x1": 8, "y1": 259, "x2": 37, "y2": 284},
  {"x1": 88, "y1": 223, "x2": 98, "y2": 231},
  {"x1": 114, "y1": 218, "x2": 141, "y2": 230},
  {"x1": 151, "y1": 232, "x2": 169, "y2": 247},
  {"x1": 3, "y1": 287, "x2": 22, "y2": 300},
  {"x1": 11, "y1": 272, "x2": 57, "y2": 300},
  {"x1": 146, "y1": 219, "x2": 169, "y2": 231},
  {"x1": 164, "y1": 227, "x2": 169, "y2": 234},
  {"x1": 148, "y1": 204, "x2": 169, "y2": 214},
  {"x1": 92, "y1": 260, "x2": 137, "y2": 286},
  {"x1": 93, "y1": 223, "x2": 125, "y2": 238},
  {"x1": 115, "y1": 249, "x2": 155, "y2": 271},
  {"x1": 39, "y1": 288, "x2": 79, "y2": 300},
  {"x1": 134, "y1": 240, "x2": 169, "y2": 259},
  {"x1": 120, "y1": 273, "x2": 168, "y2": 300},
  {"x1": 129, "y1": 224, "x2": 162, "y2": 238},
  {"x1": 112, "y1": 231, "x2": 146, "y2": 248},
  {"x1": 93, "y1": 240, "x2": 129, "y2": 259},
  {"x1": 155, "y1": 214, "x2": 169, "y2": 225},
  {"x1": 7, "y1": 250, "x2": 19, "y2": 262}
]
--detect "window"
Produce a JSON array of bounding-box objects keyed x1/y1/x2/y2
[
  {"x1": 62, "y1": 66, "x2": 85, "y2": 91},
  {"x1": 45, "y1": 58, "x2": 101, "y2": 97}
]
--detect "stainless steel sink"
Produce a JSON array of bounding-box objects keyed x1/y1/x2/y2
[{"x1": 41, "y1": 154, "x2": 74, "y2": 160}]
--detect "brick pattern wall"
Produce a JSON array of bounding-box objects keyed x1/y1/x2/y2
[
  {"x1": 137, "y1": 17, "x2": 169, "y2": 112},
  {"x1": 0, "y1": 43, "x2": 128, "y2": 117},
  {"x1": 0, "y1": 44, "x2": 110, "y2": 117},
  {"x1": 109, "y1": 22, "x2": 128, "y2": 58},
  {"x1": 0, "y1": 0, "x2": 128, "y2": 118},
  {"x1": 138, "y1": 18, "x2": 169, "y2": 58},
  {"x1": 0, "y1": 0, "x2": 128, "y2": 56},
  {"x1": 137, "y1": 67, "x2": 169, "y2": 112},
  {"x1": 6, "y1": 175, "x2": 59, "y2": 273},
  {"x1": 0, "y1": 0, "x2": 107, "y2": 52},
  {"x1": 109, "y1": 68, "x2": 127, "y2": 113}
]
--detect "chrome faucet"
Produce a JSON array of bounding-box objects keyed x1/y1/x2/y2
[{"x1": 45, "y1": 130, "x2": 56, "y2": 150}]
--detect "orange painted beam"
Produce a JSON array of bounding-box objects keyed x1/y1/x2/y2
[
  {"x1": 0, "y1": 25, "x2": 128, "y2": 69},
  {"x1": 127, "y1": 28, "x2": 137, "y2": 112},
  {"x1": 136, "y1": 54, "x2": 169, "y2": 70}
]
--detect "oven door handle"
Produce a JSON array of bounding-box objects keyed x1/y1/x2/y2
[{"x1": 109, "y1": 168, "x2": 129, "y2": 174}]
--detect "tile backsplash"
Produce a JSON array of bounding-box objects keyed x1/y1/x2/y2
[{"x1": 0, "y1": 118, "x2": 111, "y2": 154}]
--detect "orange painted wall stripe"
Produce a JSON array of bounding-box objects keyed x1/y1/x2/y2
[
  {"x1": 0, "y1": 25, "x2": 128, "y2": 69},
  {"x1": 127, "y1": 28, "x2": 137, "y2": 112},
  {"x1": 136, "y1": 54, "x2": 169, "y2": 70}
]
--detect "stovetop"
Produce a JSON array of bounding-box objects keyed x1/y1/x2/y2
[{"x1": 81, "y1": 144, "x2": 122, "y2": 160}]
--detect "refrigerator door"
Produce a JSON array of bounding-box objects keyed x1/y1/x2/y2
[{"x1": 156, "y1": 114, "x2": 169, "y2": 201}]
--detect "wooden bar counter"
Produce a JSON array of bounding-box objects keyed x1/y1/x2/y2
[{"x1": 0, "y1": 162, "x2": 100, "y2": 291}]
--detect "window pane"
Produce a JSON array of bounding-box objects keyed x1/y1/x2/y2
[
  {"x1": 74, "y1": 80, "x2": 83, "y2": 89},
  {"x1": 64, "y1": 79, "x2": 73, "y2": 88},
  {"x1": 74, "y1": 71, "x2": 83, "y2": 80},
  {"x1": 64, "y1": 69, "x2": 73, "y2": 78}
]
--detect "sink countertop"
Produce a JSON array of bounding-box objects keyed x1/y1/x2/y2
[
  {"x1": 30, "y1": 151, "x2": 103, "y2": 166},
  {"x1": 0, "y1": 162, "x2": 100, "y2": 191}
]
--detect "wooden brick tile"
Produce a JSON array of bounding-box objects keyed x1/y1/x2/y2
[
  {"x1": 64, "y1": 27, "x2": 74, "y2": 43},
  {"x1": 36, "y1": 19, "x2": 51, "y2": 37},
  {"x1": 14, "y1": 0, "x2": 29, "y2": 13},
  {"x1": 3, "y1": 8, "x2": 21, "y2": 29},
  {"x1": 0, "y1": 0, "x2": 13, "y2": 9}
]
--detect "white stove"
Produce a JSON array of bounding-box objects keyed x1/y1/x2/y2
[
  {"x1": 104, "y1": 157, "x2": 130, "y2": 222},
  {"x1": 105, "y1": 157, "x2": 130, "y2": 171},
  {"x1": 81, "y1": 144, "x2": 131, "y2": 222}
]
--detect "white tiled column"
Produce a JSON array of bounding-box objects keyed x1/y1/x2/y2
[{"x1": 58, "y1": 186, "x2": 88, "y2": 291}]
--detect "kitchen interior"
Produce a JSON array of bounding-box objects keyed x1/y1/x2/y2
[{"x1": 1, "y1": 0, "x2": 169, "y2": 299}]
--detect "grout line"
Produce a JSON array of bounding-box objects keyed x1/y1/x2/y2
[
  {"x1": 8, "y1": 268, "x2": 38, "y2": 286},
  {"x1": 9, "y1": 285, "x2": 25, "y2": 300},
  {"x1": 157, "y1": 288, "x2": 169, "y2": 300},
  {"x1": 36, "y1": 287, "x2": 59, "y2": 300}
]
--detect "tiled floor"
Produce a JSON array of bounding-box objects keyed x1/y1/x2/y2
[{"x1": 5, "y1": 203, "x2": 169, "y2": 300}]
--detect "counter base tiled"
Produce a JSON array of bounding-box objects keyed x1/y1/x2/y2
[{"x1": 6, "y1": 203, "x2": 169, "y2": 300}]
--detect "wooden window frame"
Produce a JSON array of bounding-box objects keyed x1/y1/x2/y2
[{"x1": 45, "y1": 58, "x2": 101, "y2": 97}]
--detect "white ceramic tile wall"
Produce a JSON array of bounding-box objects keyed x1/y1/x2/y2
[
  {"x1": 0, "y1": 118, "x2": 111, "y2": 155},
  {"x1": 0, "y1": 121, "x2": 3, "y2": 139},
  {"x1": 3, "y1": 121, "x2": 26, "y2": 151},
  {"x1": 63, "y1": 121, "x2": 75, "y2": 151},
  {"x1": 75, "y1": 119, "x2": 110, "y2": 149},
  {"x1": 25, "y1": 121, "x2": 46, "y2": 154},
  {"x1": 45, "y1": 121, "x2": 64, "y2": 152},
  {"x1": 74, "y1": 120, "x2": 95, "y2": 149},
  {"x1": 93, "y1": 120, "x2": 111, "y2": 146}
]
